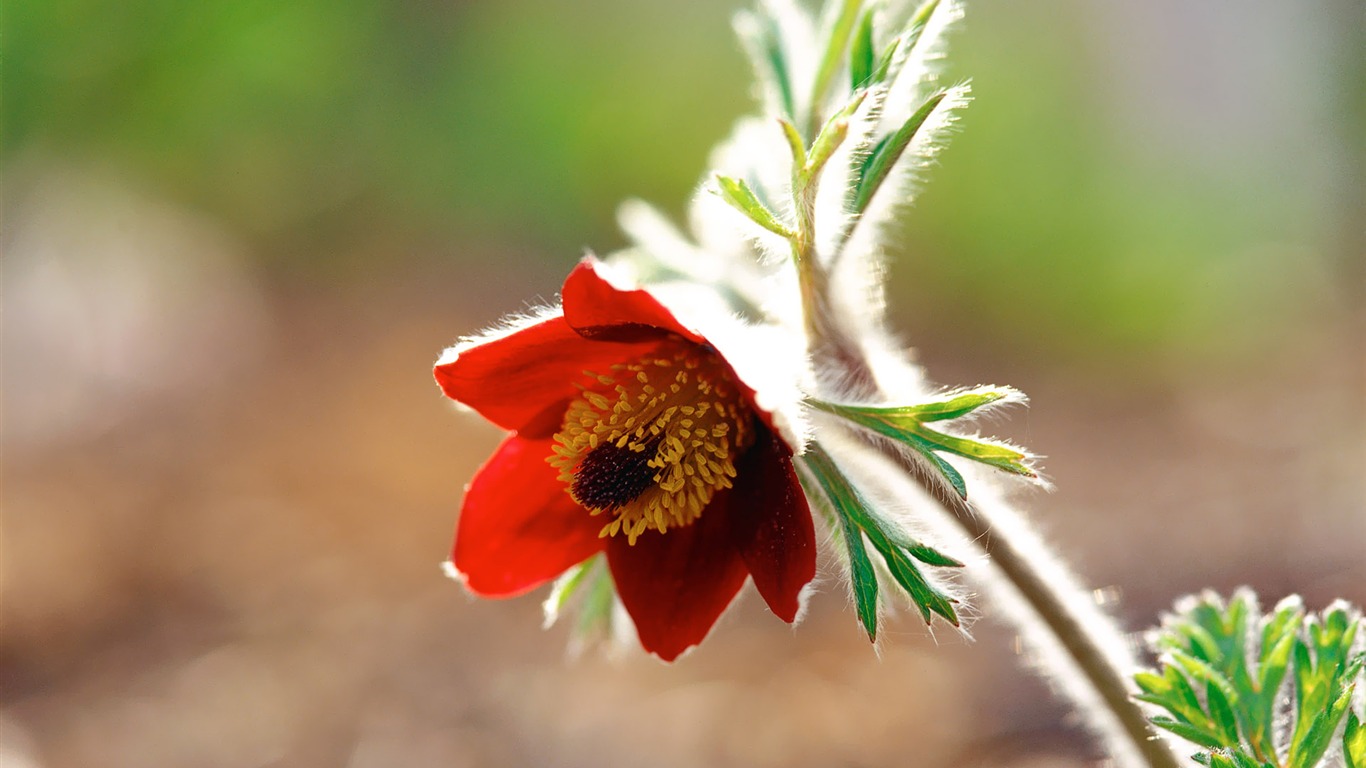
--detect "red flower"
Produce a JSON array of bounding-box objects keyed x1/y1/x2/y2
[{"x1": 434, "y1": 258, "x2": 816, "y2": 661}]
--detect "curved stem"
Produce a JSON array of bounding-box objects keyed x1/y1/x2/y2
[
  {"x1": 797, "y1": 304, "x2": 1183, "y2": 767},
  {"x1": 885, "y1": 445, "x2": 1185, "y2": 768},
  {"x1": 775, "y1": 10, "x2": 1178, "y2": 755}
]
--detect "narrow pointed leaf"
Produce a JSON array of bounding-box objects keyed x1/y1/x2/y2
[
  {"x1": 1206, "y1": 678, "x2": 1241, "y2": 746},
  {"x1": 808, "y1": 0, "x2": 862, "y2": 133},
  {"x1": 853, "y1": 90, "x2": 947, "y2": 212},
  {"x1": 836, "y1": 509, "x2": 880, "y2": 641},
  {"x1": 1344, "y1": 709, "x2": 1364, "y2": 768},
  {"x1": 1151, "y1": 717, "x2": 1229, "y2": 750},
  {"x1": 877, "y1": 540, "x2": 958, "y2": 625},
  {"x1": 779, "y1": 117, "x2": 807, "y2": 167},
  {"x1": 906, "y1": 434, "x2": 968, "y2": 498},
  {"x1": 913, "y1": 425, "x2": 1036, "y2": 477},
  {"x1": 805, "y1": 90, "x2": 866, "y2": 180},
  {"x1": 1135, "y1": 671, "x2": 1169, "y2": 697},
  {"x1": 811, "y1": 396, "x2": 1036, "y2": 491},
  {"x1": 801, "y1": 444, "x2": 960, "y2": 628},
  {"x1": 904, "y1": 0, "x2": 942, "y2": 46},
  {"x1": 906, "y1": 540, "x2": 964, "y2": 568},
  {"x1": 799, "y1": 453, "x2": 881, "y2": 641},
  {"x1": 849, "y1": 9, "x2": 876, "y2": 89},
  {"x1": 1288, "y1": 683, "x2": 1357, "y2": 768},
  {"x1": 713, "y1": 174, "x2": 794, "y2": 237},
  {"x1": 828, "y1": 388, "x2": 1016, "y2": 423},
  {"x1": 872, "y1": 32, "x2": 902, "y2": 83},
  {"x1": 736, "y1": 9, "x2": 795, "y2": 119},
  {"x1": 904, "y1": 389, "x2": 1016, "y2": 421}
]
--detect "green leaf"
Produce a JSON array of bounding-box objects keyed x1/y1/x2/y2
[
  {"x1": 1169, "y1": 650, "x2": 1239, "y2": 707},
  {"x1": 864, "y1": 0, "x2": 941, "y2": 88},
  {"x1": 875, "y1": 535, "x2": 959, "y2": 625},
  {"x1": 1291, "y1": 638, "x2": 1320, "y2": 747},
  {"x1": 799, "y1": 443, "x2": 961, "y2": 631},
  {"x1": 904, "y1": 0, "x2": 942, "y2": 47},
  {"x1": 905, "y1": 540, "x2": 964, "y2": 568},
  {"x1": 736, "y1": 8, "x2": 795, "y2": 120},
  {"x1": 1202, "y1": 751, "x2": 1265, "y2": 768},
  {"x1": 853, "y1": 90, "x2": 947, "y2": 212},
  {"x1": 830, "y1": 388, "x2": 1017, "y2": 423},
  {"x1": 906, "y1": 434, "x2": 968, "y2": 498},
  {"x1": 1135, "y1": 671, "x2": 1169, "y2": 697},
  {"x1": 1151, "y1": 716, "x2": 1229, "y2": 751},
  {"x1": 778, "y1": 117, "x2": 807, "y2": 168},
  {"x1": 575, "y1": 557, "x2": 617, "y2": 638},
  {"x1": 1165, "y1": 665, "x2": 1210, "y2": 728},
  {"x1": 810, "y1": 392, "x2": 1037, "y2": 495},
  {"x1": 913, "y1": 425, "x2": 1036, "y2": 478},
  {"x1": 542, "y1": 557, "x2": 594, "y2": 628},
  {"x1": 1135, "y1": 593, "x2": 1364, "y2": 768},
  {"x1": 1248, "y1": 603, "x2": 1303, "y2": 759},
  {"x1": 805, "y1": 90, "x2": 866, "y2": 181},
  {"x1": 1206, "y1": 678, "x2": 1241, "y2": 747},
  {"x1": 849, "y1": 9, "x2": 875, "y2": 89},
  {"x1": 835, "y1": 500, "x2": 880, "y2": 641},
  {"x1": 1183, "y1": 624, "x2": 1224, "y2": 665},
  {"x1": 1288, "y1": 683, "x2": 1357, "y2": 768},
  {"x1": 799, "y1": 450, "x2": 880, "y2": 641},
  {"x1": 872, "y1": 32, "x2": 902, "y2": 84},
  {"x1": 1344, "y1": 709, "x2": 1365, "y2": 768},
  {"x1": 713, "y1": 174, "x2": 794, "y2": 237},
  {"x1": 905, "y1": 389, "x2": 1017, "y2": 421},
  {"x1": 1207, "y1": 754, "x2": 1238, "y2": 768},
  {"x1": 807, "y1": 0, "x2": 862, "y2": 133}
]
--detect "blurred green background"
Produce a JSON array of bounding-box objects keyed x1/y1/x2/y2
[
  {"x1": 8, "y1": 0, "x2": 1360, "y2": 363},
  {"x1": 4, "y1": 1, "x2": 1363, "y2": 766}
]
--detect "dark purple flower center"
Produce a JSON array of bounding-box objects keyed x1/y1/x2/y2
[
  {"x1": 569, "y1": 439, "x2": 661, "y2": 511},
  {"x1": 548, "y1": 339, "x2": 754, "y2": 544}
]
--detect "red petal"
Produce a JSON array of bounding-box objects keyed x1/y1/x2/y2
[
  {"x1": 605, "y1": 506, "x2": 748, "y2": 661},
  {"x1": 562, "y1": 258, "x2": 705, "y2": 344},
  {"x1": 727, "y1": 430, "x2": 816, "y2": 622},
  {"x1": 561, "y1": 258, "x2": 792, "y2": 444},
  {"x1": 434, "y1": 314, "x2": 657, "y2": 436},
  {"x1": 452, "y1": 434, "x2": 603, "y2": 597}
]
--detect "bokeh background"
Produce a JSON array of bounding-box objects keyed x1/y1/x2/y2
[{"x1": 4, "y1": 0, "x2": 1363, "y2": 765}]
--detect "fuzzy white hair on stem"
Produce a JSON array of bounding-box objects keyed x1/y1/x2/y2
[
  {"x1": 877, "y1": 0, "x2": 965, "y2": 132},
  {"x1": 834, "y1": 82, "x2": 972, "y2": 333},
  {"x1": 814, "y1": 84, "x2": 888, "y2": 261}
]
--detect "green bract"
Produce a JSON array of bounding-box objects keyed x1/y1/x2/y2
[
  {"x1": 798, "y1": 443, "x2": 962, "y2": 638},
  {"x1": 812, "y1": 387, "x2": 1037, "y2": 499}
]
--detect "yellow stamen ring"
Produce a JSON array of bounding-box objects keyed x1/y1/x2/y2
[{"x1": 549, "y1": 340, "x2": 754, "y2": 545}]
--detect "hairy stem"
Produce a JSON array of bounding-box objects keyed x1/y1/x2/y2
[
  {"x1": 800, "y1": 314, "x2": 1183, "y2": 767},
  {"x1": 885, "y1": 445, "x2": 1184, "y2": 768}
]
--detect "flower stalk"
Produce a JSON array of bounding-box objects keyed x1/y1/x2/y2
[
  {"x1": 792, "y1": 289, "x2": 1184, "y2": 767},
  {"x1": 752, "y1": 2, "x2": 1188, "y2": 763},
  {"x1": 435, "y1": 1, "x2": 1199, "y2": 765}
]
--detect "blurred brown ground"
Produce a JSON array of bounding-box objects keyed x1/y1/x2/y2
[{"x1": 3, "y1": 174, "x2": 1363, "y2": 767}]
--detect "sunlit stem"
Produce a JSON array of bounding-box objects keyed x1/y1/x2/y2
[
  {"x1": 886, "y1": 446, "x2": 1185, "y2": 768},
  {"x1": 782, "y1": 94, "x2": 871, "y2": 376},
  {"x1": 799, "y1": 249, "x2": 1184, "y2": 768}
]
